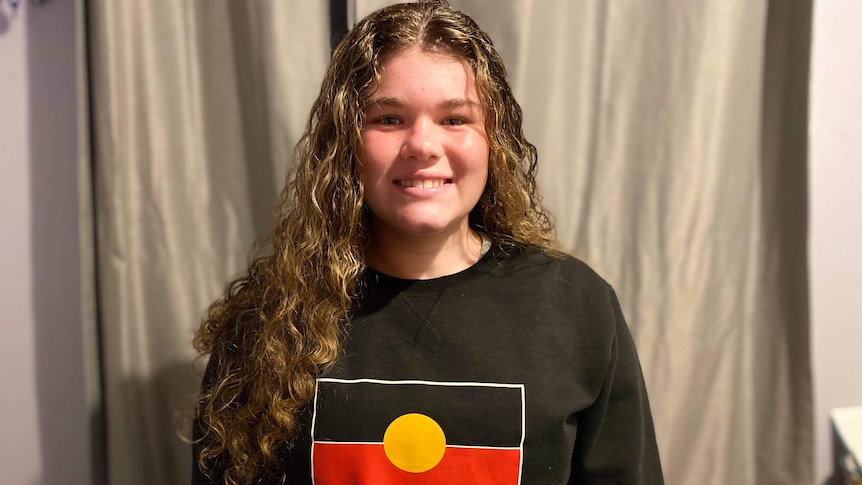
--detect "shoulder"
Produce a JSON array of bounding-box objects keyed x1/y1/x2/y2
[
  {"x1": 488, "y1": 246, "x2": 623, "y2": 338},
  {"x1": 483, "y1": 246, "x2": 625, "y2": 367},
  {"x1": 490, "y1": 245, "x2": 613, "y2": 294}
]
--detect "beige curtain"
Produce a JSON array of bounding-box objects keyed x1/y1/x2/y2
[
  {"x1": 87, "y1": 1, "x2": 329, "y2": 484},
  {"x1": 87, "y1": 0, "x2": 812, "y2": 483}
]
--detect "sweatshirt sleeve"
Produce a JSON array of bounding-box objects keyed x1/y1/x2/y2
[{"x1": 570, "y1": 288, "x2": 664, "y2": 484}]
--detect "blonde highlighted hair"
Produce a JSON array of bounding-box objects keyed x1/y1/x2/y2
[{"x1": 193, "y1": 1, "x2": 555, "y2": 483}]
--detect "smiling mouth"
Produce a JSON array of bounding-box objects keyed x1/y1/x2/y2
[{"x1": 395, "y1": 179, "x2": 452, "y2": 188}]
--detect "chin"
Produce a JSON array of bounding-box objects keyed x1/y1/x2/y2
[
  {"x1": 396, "y1": 221, "x2": 455, "y2": 236},
  {"x1": 379, "y1": 214, "x2": 469, "y2": 239}
]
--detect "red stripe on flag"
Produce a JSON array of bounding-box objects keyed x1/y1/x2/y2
[{"x1": 313, "y1": 442, "x2": 521, "y2": 484}]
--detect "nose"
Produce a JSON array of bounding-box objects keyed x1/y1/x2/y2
[{"x1": 400, "y1": 118, "x2": 442, "y2": 161}]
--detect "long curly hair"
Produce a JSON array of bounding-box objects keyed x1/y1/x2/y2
[{"x1": 193, "y1": 1, "x2": 555, "y2": 483}]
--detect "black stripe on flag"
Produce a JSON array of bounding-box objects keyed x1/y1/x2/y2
[{"x1": 312, "y1": 378, "x2": 524, "y2": 448}]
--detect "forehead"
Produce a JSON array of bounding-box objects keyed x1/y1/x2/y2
[{"x1": 370, "y1": 45, "x2": 480, "y2": 102}]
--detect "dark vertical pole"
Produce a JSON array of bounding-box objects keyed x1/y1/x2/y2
[
  {"x1": 329, "y1": 0, "x2": 349, "y2": 53},
  {"x1": 81, "y1": 0, "x2": 108, "y2": 483}
]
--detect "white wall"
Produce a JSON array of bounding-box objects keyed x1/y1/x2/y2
[
  {"x1": 0, "y1": 1, "x2": 90, "y2": 484},
  {"x1": 810, "y1": 0, "x2": 862, "y2": 482},
  {"x1": 0, "y1": 3, "x2": 42, "y2": 483}
]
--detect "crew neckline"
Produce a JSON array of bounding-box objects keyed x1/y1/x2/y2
[{"x1": 364, "y1": 244, "x2": 506, "y2": 295}]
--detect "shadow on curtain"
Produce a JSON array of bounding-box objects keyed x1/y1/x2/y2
[{"x1": 84, "y1": 1, "x2": 812, "y2": 483}]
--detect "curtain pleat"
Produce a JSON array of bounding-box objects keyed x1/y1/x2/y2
[
  {"x1": 79, "y1": 0, "x2": 107, "y2": 482},
  {"x1": 87, "y1": 2, "x2": 330, "y2": 483},
  {"x1": 87, "y1": 0, "x2": 812, "y2": 483}
]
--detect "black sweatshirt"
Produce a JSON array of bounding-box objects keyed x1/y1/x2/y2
[{"x1": 193, "y1": 246, "x2": 663, "y2": 484}]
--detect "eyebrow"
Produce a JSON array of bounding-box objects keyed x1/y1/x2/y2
[{"x1": 364, "y1": 96, "x2": 480, "y2": 110}]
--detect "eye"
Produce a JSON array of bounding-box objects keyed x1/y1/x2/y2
[
  {"x1": 377, "y1": 115, "x2": 401, "y2": 126},
  {"x1": 442, "y1": 118, "x2": 465, "y2": 126}
]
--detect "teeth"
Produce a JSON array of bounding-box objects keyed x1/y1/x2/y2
[{"x1": 397, "y1": 179, "x2": 448, "y2": 188}]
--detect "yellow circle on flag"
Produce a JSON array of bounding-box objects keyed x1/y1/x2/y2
[{"x1": 383, "y1": 413, "x2": 446, "y2": 473}]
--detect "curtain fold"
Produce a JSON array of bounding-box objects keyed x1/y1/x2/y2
[
  {"x1": 87, "y1": 2, "x2": 330, "y2": 484},
  {"x1": 87, "y1": 0, "x2": 812, "y2": 483},
  {"x1": 78, "y1": 0, "x2": 105, "y2": 482}
]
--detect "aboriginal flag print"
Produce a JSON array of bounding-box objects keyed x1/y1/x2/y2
[{"x1": 311, "y1": 378, "x2": 525, "y2": 484}]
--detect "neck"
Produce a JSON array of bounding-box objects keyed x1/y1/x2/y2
[{"x1": 365, "y1": 223, "x2": 484, "y2": 279}]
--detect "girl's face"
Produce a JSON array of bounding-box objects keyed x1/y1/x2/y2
[{"x1": 359, "y1": 45, "x2": 489, "y2": 242}]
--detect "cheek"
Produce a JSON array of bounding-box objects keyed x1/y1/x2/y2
[
  {"x1": 357, "y1": 133, "x2": 370, "y2": 169},
  {"x1": 471, "y1": 140, "x2": 491, "y2": 183},
  {"x1": 356, "y1": 152, "x2": 389, "y2": 206},
  {"x1": 476, "y1": 150, "x2": 492, "y2": 195},
  {"x1": 358, "y1": 135, "x2": 391, "y2": 174},
  {"x1": 359, "y1": 158, "x2": 386, "y2": 188},
  {"x1": 356, "y1": 138, "x2": 378, "y2": 182}
]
